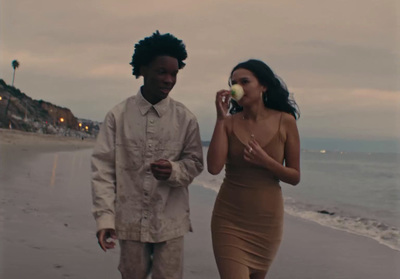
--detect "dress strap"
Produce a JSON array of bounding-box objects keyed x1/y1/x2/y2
[
  {"x1": 278, "y1": 112, "x2": 283, "y2": 142},
  {"x1": 231, "y1": 114, "x2": 251, "y2": 146}
]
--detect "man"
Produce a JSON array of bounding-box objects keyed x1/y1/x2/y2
[{"x1": 91, "y1": 31, "x2": 204, "y2": 279}]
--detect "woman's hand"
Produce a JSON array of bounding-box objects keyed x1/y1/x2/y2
[
  {"x1": 215, "y1": 90, "x2": 231, "y2": 120},
  {"x1": 243, "y1": 139, "x2": 274, "y2": 168}
]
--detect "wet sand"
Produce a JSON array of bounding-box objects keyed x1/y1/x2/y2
[
  {"x1": 0, "y1": 128, "x2": 96, "y2": 152},
  {"x1": 1, "y1": 129, "x2": 399, "y2": 278}
]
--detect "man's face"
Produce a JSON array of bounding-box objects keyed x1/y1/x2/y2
[{"x1": 141, "y1": 56, "x2": 179, "y2": 104}]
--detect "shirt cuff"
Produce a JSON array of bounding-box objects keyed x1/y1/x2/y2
[
  {"x1": 96, "y1": 214, "x2": 115, "y2": 233},
  {"x1": 167, "y1": 160, "x2": 182, "y2": 188}
]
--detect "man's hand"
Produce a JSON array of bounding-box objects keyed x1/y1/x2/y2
[
  {"x1": 97, "y1": 229, "x2": 117, "y2": 252},
  {"x1": 150, "y1": 159, "x2": 172, "y2": 180}
]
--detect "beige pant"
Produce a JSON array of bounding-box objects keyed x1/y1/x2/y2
[{"x1": 118, "y1": 237, "x2": 184, "y2": 279}]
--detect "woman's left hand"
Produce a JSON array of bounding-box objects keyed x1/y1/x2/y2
[{"x1": 243, "y1": 139, "x2": 274, "y2": 168}]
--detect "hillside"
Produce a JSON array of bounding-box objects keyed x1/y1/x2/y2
[{"x1": 0, "y1": 79, "x2": 98, "y2": 136}]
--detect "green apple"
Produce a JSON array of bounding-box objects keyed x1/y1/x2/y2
[{"x1": 230, "y1": 84, "x2": 244, "y2": 101}]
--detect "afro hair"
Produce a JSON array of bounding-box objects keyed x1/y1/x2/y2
[{"x1": 130, "y1": 30, "x2": 187, "y2": 78}]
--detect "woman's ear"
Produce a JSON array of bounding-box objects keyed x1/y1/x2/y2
[{"x1": 262, "y1": 85, "x2": 267, "y2": 93}]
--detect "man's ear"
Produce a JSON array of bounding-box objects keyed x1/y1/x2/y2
[{"x1": 139, "y1": 65, "x2": 148, "y2": 77}]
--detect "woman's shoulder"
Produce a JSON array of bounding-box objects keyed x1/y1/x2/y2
[
  {"x1": 265, "y1": 108, "x2": 293, "y2": 122},
  {"x1": 267, "y1": 109, "x2": 297, "y2": 128},
  {"x1": 227, "y1": 112, "x2": 245, "y2": 123},
  {"x1": 224, "y1": 113, "x2": 241, "y2": 131},
  {"x1": 279, "y1": 111, "x2": 298, "y2": 134},
  {"x1": 280, "y1": 111, "x2": 296, "y2": 122}
]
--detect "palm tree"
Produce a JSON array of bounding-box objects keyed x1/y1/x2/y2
[
  {"x1": 11, "y1": 60, "x2": 20, "y2": 87},
  {"x1": 4, "y1": 60, "x2": 20, "y2": 118}
]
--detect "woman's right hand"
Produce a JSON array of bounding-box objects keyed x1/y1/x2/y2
[{"x1": 215, "y1": 89, "x2": 231, "y2": 120}]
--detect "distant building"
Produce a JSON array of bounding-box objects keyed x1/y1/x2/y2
[{"x1": 77, "y1": 118, "x2": 101, "y2": 137}]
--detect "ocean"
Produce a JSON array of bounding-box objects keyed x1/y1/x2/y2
[{"x1": 194, "y1": 147, "x2": 400, "y2": 251}]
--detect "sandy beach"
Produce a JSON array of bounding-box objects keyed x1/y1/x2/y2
[
  {"x1": 0, "y1": 128, "x2": 96, "y2": 152},
  {"x1": 1, "y1": 129, "x2": 399, "y2": 279}
]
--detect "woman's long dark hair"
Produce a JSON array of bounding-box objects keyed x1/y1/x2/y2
[{"x1": 229, "y1": 59, "x2": 300, "y2": 119}]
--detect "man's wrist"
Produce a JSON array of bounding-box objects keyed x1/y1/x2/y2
[{"x1": 96, "y1": 214, "x2": 116, "y2": 232}]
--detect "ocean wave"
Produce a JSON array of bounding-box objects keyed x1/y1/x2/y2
[
  {"x1": 193, "y1": 175, "x2": 400, "y2": 252},
  {"x1": 193, "y1": 178, "x2": 400, "y2": 251},
  {"x1": 284, "y1": 197, "x2": 400, "y2": 251},
  {"x1": 193, "y1": 176, "x2": 222, "y2": 193}
]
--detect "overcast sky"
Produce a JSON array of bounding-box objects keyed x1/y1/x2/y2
[{"x1": 1, "y1": 0, "x2": 399, "y2": 141}]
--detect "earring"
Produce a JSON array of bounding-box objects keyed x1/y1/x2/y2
[{"x1": 262, "y1": 91, "x2": 267, "y2": 102}]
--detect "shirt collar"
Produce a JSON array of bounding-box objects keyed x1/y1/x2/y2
[{"x1": 136, "y1": 87, "x2": 170, "y2": 117}]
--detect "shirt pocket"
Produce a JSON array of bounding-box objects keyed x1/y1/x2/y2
[
  {"x1": 155, "y1": 142, "x2": 183, "y2": 161},
  {"x1": 116, "y1": 141, "x2": 143, "y2": 170}
]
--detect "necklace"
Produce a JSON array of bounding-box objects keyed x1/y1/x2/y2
[{"x1": 241, "y1": 115, "x2": 255, "y2": 140}]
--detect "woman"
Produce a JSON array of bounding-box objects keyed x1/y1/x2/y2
[{"x1": 207, "y1": 59, "x2": 300, "y2": 279}]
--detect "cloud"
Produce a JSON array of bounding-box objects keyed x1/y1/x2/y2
[
  {"x1": 1, "y1": 0, "x2": 399, "y2": 140},
  {"x1": 295, "y1": 87, "x2": 400, "y2": 139},
  {"x1": 277, "y1": 41, "x2": 399, "y2": 91}
]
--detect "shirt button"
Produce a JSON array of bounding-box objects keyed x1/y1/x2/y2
[
  {"x1": 150, "y1": 119, "x2": 154, "y2": 124},
  {"x1": 148, "y1": 143, "x2": 152, "y2": 147}
]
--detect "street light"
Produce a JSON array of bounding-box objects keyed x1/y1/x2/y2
[{"x1": 60, "y1": 117, "x2": 65, "y2": 123}]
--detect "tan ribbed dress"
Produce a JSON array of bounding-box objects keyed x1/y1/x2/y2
[{"x1": 211, "y1": 113, "x2": 284, "y2": 273}]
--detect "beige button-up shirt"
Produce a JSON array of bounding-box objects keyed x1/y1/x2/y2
[{"x1": 91, "y1": 89, "x2": 204, "y2": 242}]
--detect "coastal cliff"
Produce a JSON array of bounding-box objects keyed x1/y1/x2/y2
[{"x1": 0, "y1": 79, "x2": 97, "y2": 136}]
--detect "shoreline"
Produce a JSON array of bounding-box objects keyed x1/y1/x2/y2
[{"x1": 194, "y1": 180, "x2": 400, "y2": 253}]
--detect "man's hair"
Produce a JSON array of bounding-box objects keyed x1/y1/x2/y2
[{"x1": 130, "y1": 30, "x2": 187, "y2": 78}]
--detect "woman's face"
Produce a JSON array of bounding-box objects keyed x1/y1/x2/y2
[{"x1": 231, "y1": 68, "x2": 266, "y2": 106}]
